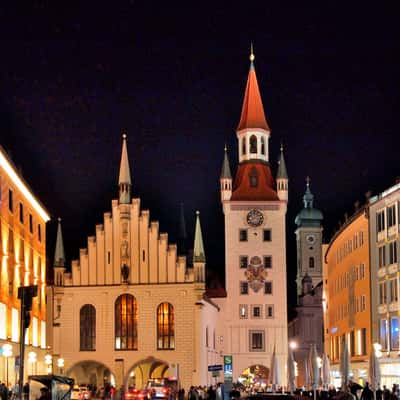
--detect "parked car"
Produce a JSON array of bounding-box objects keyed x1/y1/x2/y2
[{"x1": 146, "y1": 380, "x2": 174, "y2": 400}]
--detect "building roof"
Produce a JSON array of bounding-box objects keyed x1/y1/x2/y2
[
  {"x1": 237, "y1": 51, "x2": 270, "y2": 132},
  {"x1": 54, "y1": 218, "x2": 65, "y2": 267},
  {"x1": 220, "y1": 146, "x2": 232, "y2": 179},
  {"x1": 276, "y1": 145, "x2": 288, "y2": 179},
  {"x1": 193, "y1": 211, "x2": 206, "y2": 263},
  {"x1": 231, "y1": 161, "x2": 279, "y2": 201},
  {"x1": 0, "y1": 145, "x2": 50, "y2": 222},
  {"x1": 118, "y1": 133, "x2": 131, "y2": 185},
  {"x1": 295, "y1": 178, "x2": 323, "y2": 226}
]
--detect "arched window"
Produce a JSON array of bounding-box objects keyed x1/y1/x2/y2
[
  {"x1": 242, "y1": 138, "x2": 246, "y2": 155},
  {"x1": 250, "y1": 135, "x2": 257, "y2": 153},
  {"x1": 261, "y1": 137, "x2": 265, "y2": 155},
  {"x1": 250, "y1": 168, "x2": 258, "y2": 187},
  {"x1": 157, "y1": 302, "x2": 175, "y2": 350},
  {"x1": 115, "y1": 294, "x2": 138, "y2": 350},
  {"x1": 309, "y1": 257, "x2": 315, "y2": 269},
  {"x1": 80, "y1": 304, "x2": 96, "y2": 351}
]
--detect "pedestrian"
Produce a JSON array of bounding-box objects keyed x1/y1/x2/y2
[
  {"x1": 23, "y1": 382, "x2": 29, "y2": 400},
  {"x1": 0, "y1": 383, "x2": 8, "y2": 400},
  {"x1": 360, "y1": 383, "x2": 373, "y2": 400}
]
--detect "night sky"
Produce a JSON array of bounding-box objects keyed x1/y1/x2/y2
[{"x1": 1, "y1": 3, "x2": 399, "y2": 312}]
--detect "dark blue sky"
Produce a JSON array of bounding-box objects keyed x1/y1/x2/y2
[{"x1": 1, "y1": 3, "x2": 399, "y2": 311}]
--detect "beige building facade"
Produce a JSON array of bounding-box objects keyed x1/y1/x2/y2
[{"x1": 49, "y1": 136, "x2": 220, "y2": 390}]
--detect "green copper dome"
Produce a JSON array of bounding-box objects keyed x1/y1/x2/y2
[{"x1": 295, "y1": 179, "x2": 323, "y2": 227}]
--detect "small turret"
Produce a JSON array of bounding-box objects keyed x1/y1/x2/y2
[
  {"x1": 193, "y1": 211, "x2": 206, "y2": 283},
  {"x1": 54, "y1": 218, "x2": 66, "y2": 286},
  {"x1": 276, "y1": 144, "x2": 288, "y2": 202},
  {"x1": 118, "y1": 132, "x2": 132, "y2": 204},
  {"x1": 220, "y1": 145, "x2": 232, "y2": 203}
]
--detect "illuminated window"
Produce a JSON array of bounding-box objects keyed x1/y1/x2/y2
[
  {"x1": 250, "y1": 135, "x2": 257, "y2": 153},
  {"x1": 32, "y1": 317, "x2": 38, "y2": 347},
  {"x1": 80, "y1": 304, "x2": 96, "y2": 351},
  {"x1": 12, "y1": 308, "x2": 19, "y2": 342},
  {"x1": 0, "y1": 303, "x2": 6, "y2": 339},
  {"x1": 41, "y1": 321, "x2": 46, "y2": 349},
  {"x1": 29, "y1": 214, "x2": 33, "y2": 233},
  {"x1": 38, "y1": 224, "x2": 42, "y2": 242},
  {"x1": 157, "y1": 302, "x2": 174, "y2": 350},
  {"x1": 239, "y1": 304, "x2": 248, "y2": 319},
  {"x1": 390, "y1": 317, "x2": 399, "y2": 350},
  {"x1": 115, "y1": 294, "x2": 137, "y2": 350}
]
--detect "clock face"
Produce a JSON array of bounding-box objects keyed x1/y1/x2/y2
[
  {"x1": 306, "y1": 234, "x2": 316, "y2": 244},
  {"x1": 246, "y1": 209, "x2": 264, "y2": 227}
]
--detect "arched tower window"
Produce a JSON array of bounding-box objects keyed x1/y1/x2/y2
[
  {"x1": 250, "y1": 135, "x2": 257, "y2": 153},
  {"x1": 250, "y1": 168, "x2": 258, "y2": 187},
  {"x1": 80, "y1": 304, "x2": 96, "y2": 351},
  {"x1": 309, "y1": 257, "x2": 315, "y2": 269},
  {"x1": 157, "y1": 302, "x2": 175, "y2": 350},
  {"x1": 115, "y1": 294, "x2": 138, "y2": 350},
  {"x1": 261, "y1": 137, "x2": 265, "y2": 155},
  {"x1": 242, "y1": 138, "x2": 246, "y2": 155}
]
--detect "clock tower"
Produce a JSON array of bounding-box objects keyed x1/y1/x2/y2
[
  {"x1": 214, "y1": 48, "x2": 288, "y2": 385},
  {"x1": 294, "y1": 178, "x2": 324, "y2": 297}
]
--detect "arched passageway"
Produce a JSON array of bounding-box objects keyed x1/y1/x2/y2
[
  {"x1": 67, "y1": 360, "x2": 115, "y2": 389},
  {"x1": 125, "y1": 357, "x2": 170, "y2": 389}
]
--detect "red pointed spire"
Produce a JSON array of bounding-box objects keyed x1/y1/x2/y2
[{"x1": 237, "y1": 48, "x2": 270, "y2": 132}]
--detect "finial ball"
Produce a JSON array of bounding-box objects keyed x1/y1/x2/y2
[
  {"x1": 122, "y1": 133, "x2": 127, "y2": 139},
  {"x1": 196, "y1": 210, "x2": 200, "y2": 216},
  {"x1": 250, "y1": 53, "x2": 255, "y2": 62}
]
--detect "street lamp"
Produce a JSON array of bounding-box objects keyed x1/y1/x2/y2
[
  {"x1": 28, "y1": 351, "x2": 37, "y2": 375},
  {"x1": 57, "y1": 358, "x2": 64, "y2": 375},
  {"x1": 2, "y1": 344, "x2": 13, "y2": 387},
  {"x1": 44, "y1": 354, "x2": 52, "y2": 374}
]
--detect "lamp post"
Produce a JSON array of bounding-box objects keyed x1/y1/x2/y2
[
  {"x1": 44, "y1": 354, "x2": 52, "y2": 374},
  {"x1": 57, "y1": 358, "x2": 64, "y2": 375},
  {"x1": 2, "y1": 344, "x2": 13, "y2": 387},
  {"x1": 28, "y1": 352, "x2": 37, "y2": 376}
]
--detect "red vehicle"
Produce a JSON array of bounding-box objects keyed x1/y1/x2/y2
[{"x1": 124, "y1": 387, "x2": 150, "y2": 400}]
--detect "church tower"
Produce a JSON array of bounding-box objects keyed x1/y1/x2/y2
[
  {"x1": 294, "y1": 178, "x2": 323, "y2": 297},
  {"x1": 54, "y1": 218, "x2": 66, "y2": 287},
  {"x1": 215, "y1": 48, "x2": 288, "y2": 384}
]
